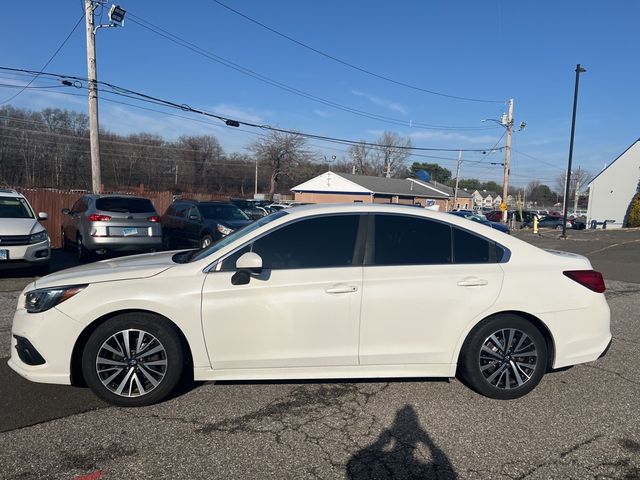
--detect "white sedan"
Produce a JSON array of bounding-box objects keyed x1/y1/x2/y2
[{"x1": 9, "y1": 204, "x2": 611, "y2": 406}]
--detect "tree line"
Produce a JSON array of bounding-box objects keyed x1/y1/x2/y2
[{"x1": 0, "y1": 105, "x2": 589, "y2": 204}]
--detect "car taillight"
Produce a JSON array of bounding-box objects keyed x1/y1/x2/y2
[
  {"x1": 88, "y1": 214, "x2": 112, "y2": 222},
  {"x1": 147, "y1": 215, "x2": 160, "y2": 222},
  {"x1": 563, "y1": 270, "x2": 605, "y2": 293}
]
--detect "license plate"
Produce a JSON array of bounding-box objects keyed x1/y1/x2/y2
[
  {"x1": 0, "y1": 249, "x2": 8, "y2": 260},
  {"x1": 122, "y1": 227, "x2": 138, "y2": 237}
]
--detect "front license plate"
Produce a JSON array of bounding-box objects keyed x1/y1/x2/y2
[
  {"x1": 122, "y1": 227, "x2": 138, "y2": 237},
  {"x1": 0, "y1": 249, "x2": 8, "y2": 260}
]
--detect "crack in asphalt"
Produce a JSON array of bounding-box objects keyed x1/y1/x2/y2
[{"x1": 584, "y1": 364, "x2": 640, "y2": 386}]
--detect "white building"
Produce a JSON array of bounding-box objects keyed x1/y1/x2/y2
[{"x1": 587, "y1": 139, "x2": 640, "y2": 229}]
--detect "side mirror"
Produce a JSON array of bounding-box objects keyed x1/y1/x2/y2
[
  {"x1": 62, "y1": 208, "x2": 70, "y2": 215},
  {"x1": 38, "y1": 212, "x2": 48, "y2": 220},
  {"x1": 231, "y1": 252, "x2": 263, "y2": 285}
]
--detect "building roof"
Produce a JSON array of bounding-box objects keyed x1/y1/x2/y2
[
  {"x1": 292, "y1": 172, "x2": 450, "y2": 199},
  {"x1": 408, "y1": 178, "x2": 473, "y2": 198},
  {"x1": 587, "y1": 138, "x2": 640, "y2": 186}
]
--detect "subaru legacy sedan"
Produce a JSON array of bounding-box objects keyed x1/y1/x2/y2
[{"x1": 9, "y1": 204, "x2": 611, "y2": 406}]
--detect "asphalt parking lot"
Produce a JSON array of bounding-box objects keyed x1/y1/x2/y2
[{"x1": 1, "y1": 229, "x2": 639, "y2": 479}]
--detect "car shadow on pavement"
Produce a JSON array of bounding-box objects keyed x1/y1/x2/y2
[{"x1": 346, "y1": 404, "x2": 458, "y2": 479}]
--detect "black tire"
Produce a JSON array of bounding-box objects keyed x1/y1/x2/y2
[
  {"x1": 81, "y1": 313, "x2": 185, "y2": 407},
  {"x1": 459, "y1": 314, "x2": 548, "y2": 400},
  {"x1": 61, "y1": 227, "x2": 68, "y2": 251},
  {"x1": 76, "y1": 234, "x2": 91, "y2": 262},
  {"x1": 200, "y1": 234, "x2": 214, "y2": 249}
]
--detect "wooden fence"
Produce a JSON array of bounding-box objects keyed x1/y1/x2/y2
[{"x1": 7, "y1": 187, "x2": 229, "y2": 248}]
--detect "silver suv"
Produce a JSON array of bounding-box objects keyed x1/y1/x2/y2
[
  {"x1": 61, "y1": 194, "x2": 162, "y2": 261},
  {"x1": 0, "y1": 189, "x2": 50, "y2": 273}
]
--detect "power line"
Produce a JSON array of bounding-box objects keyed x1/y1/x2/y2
[
  {"x1": 0, "y1": 13, "x2": 84, "y2": 106},
  {"x1": 0, "y1": 66, "x2": 506, "y2": 153},
  {"x1": 126, "y1": 13, "x2": 498, "y2": 132},
  {"x1": 210, "y1": 0, "x2": 506, "y2": 104}
]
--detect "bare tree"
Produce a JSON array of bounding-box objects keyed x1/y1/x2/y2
[
  {"x1": 369, "y1": 131, "x2": 412, "y2": 178},
  {"x1": 348, "y1": 141, "x2": 374, "y2": 175},
  {"x1": 555, "y1": 167, "x2": 591, "y2": 204},
  {"x1": 249, "y1": 131, "x2": 313, "y2": 199}
]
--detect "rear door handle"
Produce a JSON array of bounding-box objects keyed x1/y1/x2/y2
[
  {"x1": 325, "y1": 285, "x2": 359, "y2": 294},
  {"x1": 457, "y1": 277, "x2": 488, "y2": 287}
]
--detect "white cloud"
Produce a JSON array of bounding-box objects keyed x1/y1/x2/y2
[
  {"x1": 351, "y1": 90, "x2": 407, "y2": 115},
  {"x1": 313, "y1": 109, "x2": 330, "y2": 118},
  {"x1": 210, "y1": 104, "x2": 266, "y2": 124}
]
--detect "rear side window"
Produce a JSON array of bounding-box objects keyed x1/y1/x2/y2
[
  {"x1": 452, "y1": 227, "x2": 506, "y2": 263},
  {"x1": 251, "y1": 215, "x2": 361, "y2": 270},
  {"x1": 373, "y1": 214, "x2": 452, "y2": 265},
  {"x1": 96, "y1": 197, "x2": 156, "y2": 214}
]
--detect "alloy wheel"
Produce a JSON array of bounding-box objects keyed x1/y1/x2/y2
[
  {"x1": 95, "y1": 329, "x2": 168, "y2": 398},
  {"x1": 478, "y1": 328, "x2": 538, "y2": 390}
]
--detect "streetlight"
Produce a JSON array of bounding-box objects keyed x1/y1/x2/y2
[
  {"x1": 84, "y1": 1, "x2": 126, "y2": 194},
  {"x1": 561, "y1": 64, "x2": 587, "y2": 239}
]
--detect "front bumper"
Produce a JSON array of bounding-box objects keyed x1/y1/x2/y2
[
  {"x1": 0, "y1": 239, "x2": 50, "y2": 267},
  {"x1": 8, "y1": 303, "x2": 83, "y2": 385}
]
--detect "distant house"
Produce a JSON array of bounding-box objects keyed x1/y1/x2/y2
[
  {"x1": 472, "y1": 190, "x2": 501, "y2": 209},
  {"x1": 291, "y1": 172, "x2": 460, "y2": 210},
  {"x1": 407, "y1": 178, "x2": 473, "y2": 210},
  {"x1": 587, "y1": 138, "x2": 640, "y2": 229}
]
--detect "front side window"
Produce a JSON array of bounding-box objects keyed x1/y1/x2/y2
[
  {"x1": 251, "y1": 215, "x2": 362, "y2": 270},
  {"x1": 372, "y1": 214, "x2": 452, "y2": 266},
  {"x1": 0, "y1": 197, "x2": 34, "y2": 219}
]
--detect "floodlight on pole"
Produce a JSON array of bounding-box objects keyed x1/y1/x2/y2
[{"x1": 109, "y1": 5, "x2": 126, "y2": 25}]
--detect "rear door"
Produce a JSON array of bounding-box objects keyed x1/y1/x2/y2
[{"x1": 359, "y1": 214, "x2": 504, "y2": 366}]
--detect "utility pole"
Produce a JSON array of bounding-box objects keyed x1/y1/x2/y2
[
  {"x1": 254, "y1": 158, "x2": 258, "y2": 197},
  {"x1": 573, "y1": 180, "x2": 580, "y2": 214},
  {"x1": 85, "y1": 0, "x2": 101, "y2": 193},
  {"x1": 452, "y1": 150, "x2": 462, "y2": 211},
  {"x1": 501, "y1": 98, "x2": 514, "y2": 223},
  {"x1": 174, "y1": 162, "x2": 178, "y2": 185}
]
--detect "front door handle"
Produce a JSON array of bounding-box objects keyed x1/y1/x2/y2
[
  {"x1": 457, "y1": 277, "x2": 489, "y2": 287},
  {"x1": 325, "y1": 285, "x2": 359, "y2": 294}
]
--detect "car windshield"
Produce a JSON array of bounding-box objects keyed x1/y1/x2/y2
[
  {"x1": 199, "y1": 204, "x2": 250, "y2": 221},
  {"x1": 0, "y1": 197, "x2": 34, "y2": 219},
  {"x1": 96, "y1": 197, "x2": 155, "y2": 213},
  {"x1": 173, "y1": 210, "x2": 288, "y2": 264}
]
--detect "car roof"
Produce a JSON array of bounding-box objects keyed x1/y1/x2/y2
[{"x1": 0, "y1": 188, "x2": 24, "y2": 198}]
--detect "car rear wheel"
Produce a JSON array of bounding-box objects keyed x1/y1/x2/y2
[
  {"x1": 61, "y1": 228, "x2": 68, "y2": 251},
  {"x1": 459, "y1": 315, "x2": 548, "y2": 400},
  {"x1": 76, "y1": 234, "x2": 91, "y2": 262},
  {"x1": 81, "y1": 313, "x2": 185, "y2": 407}
]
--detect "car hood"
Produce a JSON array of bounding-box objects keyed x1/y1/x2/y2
[
  {"x1": 0, "y1": 218, "x2": 45, "y2": 235},
  {"x1": 34, "y1": 251, "x2": 177, "y2": 289}
]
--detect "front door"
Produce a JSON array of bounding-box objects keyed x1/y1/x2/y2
[{"x1": 201, "y1": 214, "x2": 365, "y2": 370}]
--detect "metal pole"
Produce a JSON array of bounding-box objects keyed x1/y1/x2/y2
[
  {"x1": 254, "y1": 158, "x2": 258, "y2": 197},
  {"x1": 85, "y1": 0, "x2": 101, "y2": 193},
  {"x1": 501, "y1": 98, "x2": 513, "y2": 223},
  {"x1": 561, "y1": 64, "x2": 586, "y2": 238}
]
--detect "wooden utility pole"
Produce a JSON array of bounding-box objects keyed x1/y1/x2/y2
[
  {"x1": 501, "y1": 98, "x2": 514, "y2": 222},
  {"x1": 573, "y1": 180, "x2": 580, "y2": 214},
  {"x1": 452, "y1": 150, "x2": 462, "y2": 210},
  {"x1": 85, "y1": 0, "x2": 101, "y2": 193}
]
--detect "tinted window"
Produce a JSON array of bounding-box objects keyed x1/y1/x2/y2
[
  {"x1": 96, "y1": 197, "x2": 156, "y2": 214},
  {"x1": 251, "y1": 215, "x2": 361, "y2": 270},
  {"x1": 453, "y1": 227, "x2": 493, "y2": 263},
  {"x1": 373, "y1": 215, "x2": 451, "y2": 265}
]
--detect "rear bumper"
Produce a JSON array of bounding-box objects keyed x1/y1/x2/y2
[{"x1": 85, "y1": 235, "x2": 162, "y2": 251}]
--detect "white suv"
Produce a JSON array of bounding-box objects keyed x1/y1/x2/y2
[{"x1": 0, "y1": 189, "x2": 50, "y2": 274}]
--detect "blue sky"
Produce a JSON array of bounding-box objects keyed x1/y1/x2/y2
[{"x1": 1, "y1": 0, "x2": 639, "y2": 189}]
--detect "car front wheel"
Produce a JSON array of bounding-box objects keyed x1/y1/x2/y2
[
  {"x1": 459, "y1": 315, "x2": 548, "y2": 400},
  {"x1": 201, "y1": 234, "x2": 213, "y2": 249},
  {"x1": 81, "y1": 313, "x2": 185, "y2": 407}
]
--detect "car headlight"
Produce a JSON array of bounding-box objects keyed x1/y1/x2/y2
[
  {"x1": 217, "y1": 225, "x2": 233, "y2": 236},
  {"x1": 25, "y1": 285, "x2": 87, "y2": 313},
  {"x1": 29, "y1": 231, "x2": 49, "y2": 244}
]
